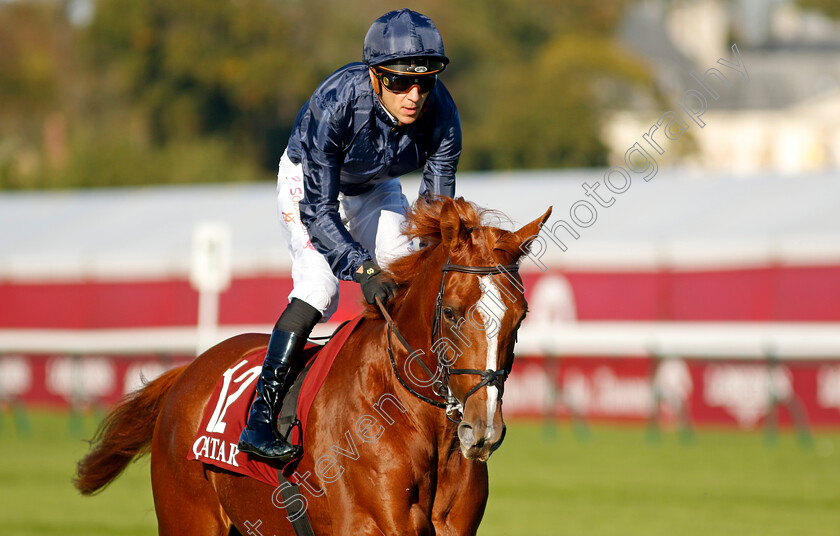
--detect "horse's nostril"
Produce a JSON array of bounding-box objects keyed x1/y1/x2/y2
[
  {"x1": 457, "y1": 422, "x2": 475, "y2": 446},
  {"x1": 490, "y1": 423, "x2": 507, "y2": 453}
]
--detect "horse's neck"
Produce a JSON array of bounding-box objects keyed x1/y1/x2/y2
[
  {"x1": 391, "y1": 257, "x2": 439, "y2": 349},
  {"x1": 338, "y1": 250, "x2": 463, "y2": 465},
  {"x1": 351, "y1": 298, "x2": 459, "y2": 463}
]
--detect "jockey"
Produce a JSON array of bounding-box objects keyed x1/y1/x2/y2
[{"x1": 239, "y1": 9, "x2": 461, "y2": 460}]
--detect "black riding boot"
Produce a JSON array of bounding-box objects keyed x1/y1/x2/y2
[
  {"x1": 238, "y1": 329, "x2": 305, "y2": 460},
  {"x1": 239, "y1": 298, "x2": 321, "y2": 460}
]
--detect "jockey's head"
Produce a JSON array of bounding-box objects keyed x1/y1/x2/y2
[{"x1": 364, "y1": 9, "x2": 448, "y2": 126}]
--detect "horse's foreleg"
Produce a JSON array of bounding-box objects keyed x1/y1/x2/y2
[
  {"x1": 431, "y1": 459, "x2": 489, "y2": 536},
  {"x1": 322, "y1": 467, "x2": 436, "y2": 536}
]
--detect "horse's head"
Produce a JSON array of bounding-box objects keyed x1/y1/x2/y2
[{"x1": 382, "y1": 197, "x2": 551, "y2": 461}]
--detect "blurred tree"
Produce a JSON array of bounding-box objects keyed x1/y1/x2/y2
[
  {"x1": 797, "y1": 0, "x2": 840, "y2": 19},
  {"x1": 0, "y1": 4, "x2": 59, "y2": 114},
  {"x1": 84, "y1": 0, "x2": 317, "y2": 168},
  {"x1": 420, "y1": 0, "x2": 652, "y2": 170},
  {"x1": 468, "y1": 33, "x2": 653, "y2": 169},
  {"x1": 1, "y1": 0, "x2": 658, "y2": 189},
  {"x1": 0, "y1": 1, "x2": 75, "y2": 187}
]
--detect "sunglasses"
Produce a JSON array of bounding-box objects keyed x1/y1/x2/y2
[{"x1": 374, "y1": 69, "x2": 437, "y2": 94}]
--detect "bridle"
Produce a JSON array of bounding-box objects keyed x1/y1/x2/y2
[{"x1": 376, "y1": 259, "x2": 520, "y2": 423}]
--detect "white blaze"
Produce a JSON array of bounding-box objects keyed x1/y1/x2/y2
[{"x1": 477, "y1": 275, "x2": 506, "y2": 434}]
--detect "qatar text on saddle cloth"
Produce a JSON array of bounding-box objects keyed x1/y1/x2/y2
[{"x1": 187, "y1": 316, "x2": 363, "y2": 485}]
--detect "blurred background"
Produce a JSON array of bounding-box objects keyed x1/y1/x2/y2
[{"x1": 1, "y1": 0, "x2": 839, "y2": 535}]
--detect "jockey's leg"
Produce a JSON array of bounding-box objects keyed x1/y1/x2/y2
[
  {"x1": 275, "y1": 149, "x2": 341, "y2": 320},
  {"x1": 239, "y1": 150, "x2": 338, "y2": 460},
  {"x1": 238, "y1": 297, "x2": 321, "y2": 460},
  {"x1": 342, "y1": 178, "x2": 413, "y2": 268}
]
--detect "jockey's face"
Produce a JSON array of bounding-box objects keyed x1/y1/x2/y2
[{"x1": 369, "y1": 68, "x2": 429, "y2": 125}]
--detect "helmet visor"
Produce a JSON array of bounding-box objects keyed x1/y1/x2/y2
[{"x1": 377, "y1": 57, "x2": 447, "y2": 75}]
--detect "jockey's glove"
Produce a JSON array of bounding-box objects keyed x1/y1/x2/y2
[{"x1": 353, "y1": 260, "x2": 397, "y2": 306}]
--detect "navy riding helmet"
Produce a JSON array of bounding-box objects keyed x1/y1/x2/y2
[{"x1": 363, "y1": 9, "x2": 449, "y2": 76}]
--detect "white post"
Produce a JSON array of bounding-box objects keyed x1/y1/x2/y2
[
  {"x1": 190, "y1": 222, "x2": 233, "y2": 355},
  {"x1": 196, "y1": 289, "x2": 221, "y2": 355}
]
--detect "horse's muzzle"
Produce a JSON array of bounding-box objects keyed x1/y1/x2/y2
[{"x1": 457, "y1": 421, "x2": 506, "y2": 461}]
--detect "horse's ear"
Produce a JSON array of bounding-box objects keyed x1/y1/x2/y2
[
  {"x1": 510, "y1": 206, "x2": 552, "y2": 259},
  {"x1": 439, "y1": 198, "x2": 464, "y2": 249},
  {"x1": 491, "y1": 207, "x2": 552, "y2": 262}
]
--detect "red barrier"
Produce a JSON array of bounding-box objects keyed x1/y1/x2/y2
[
  {"x1": 2, "y1": 265, "x2": 840, "y2": 330},
  {"x1": 503, "y1": 356, "x2": 840, "y2": 428},
  {"x1": 4, "y1": 353, "x2": 840, "y2": 428}
]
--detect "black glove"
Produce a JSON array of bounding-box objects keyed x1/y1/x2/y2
[{"x1": 353, "y1": 260, "x2": 397, "y2": 306}]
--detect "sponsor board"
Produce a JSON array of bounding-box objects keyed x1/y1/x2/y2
[
  {"x1": 4, "y1": 353, "x2": 840, "y2": 428},
  {"x1": 503, "y1": 356, "x2": 840, "y2": 428}
]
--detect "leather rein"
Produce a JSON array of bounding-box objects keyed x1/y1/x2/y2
[{"x1": 375, "y1": 261, "x2": 520, "y2": 423}]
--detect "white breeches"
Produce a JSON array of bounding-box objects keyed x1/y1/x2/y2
[{"x1": 275, "y1": 150, "x2": 412, "y2": 320}]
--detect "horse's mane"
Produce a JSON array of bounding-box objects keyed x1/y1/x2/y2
[{"x1": 362, "y1": 196, "x2": 514, "y2": 318}]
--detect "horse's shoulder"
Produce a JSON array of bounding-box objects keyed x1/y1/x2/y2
[{"x1": 314, "y1": 318, "x2": 387, "y2": 406}]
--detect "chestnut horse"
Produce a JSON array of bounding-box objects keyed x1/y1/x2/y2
[{"x1": 75, "y1": 197, "x2": 551, "y2": 535}]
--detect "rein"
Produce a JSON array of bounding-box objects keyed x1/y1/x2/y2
[
  {"x1": 377, "y1": 298, "x2": 447, "y2": 409},
  {"x1": 375, "y1": 261, "x2": 520, "y2": 422}
]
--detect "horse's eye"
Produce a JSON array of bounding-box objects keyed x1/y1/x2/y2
[{"x1": 442, "y1": 307, "x2": 457, "y2": 323}]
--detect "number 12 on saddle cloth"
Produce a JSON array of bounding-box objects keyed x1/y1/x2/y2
[{"x1": 187, "y1": 316, "x2": 364, "y2": 485}]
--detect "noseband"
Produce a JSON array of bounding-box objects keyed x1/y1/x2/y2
[{"x1": 377, "y1": 260, "x2": 520, "y2": 422}]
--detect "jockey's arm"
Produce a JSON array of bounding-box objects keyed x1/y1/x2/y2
[
  {"x1": 297, "y1": 105, "x2": 373, "y2": 282},
  {"x1": 420, "y1": 87, "x2": 461, "y2": 198}
]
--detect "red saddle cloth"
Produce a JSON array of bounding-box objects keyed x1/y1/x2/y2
[{"x1": 187, "y1": 316, "x2": 363, "y2": 486}]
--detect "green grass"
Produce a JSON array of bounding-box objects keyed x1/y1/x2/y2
[
  {"x1": 481, "y1": 422, "x2": 840, "y2": 536},
  {"x1": 0, "y1": 410, "x2": 157, "y2": 536},
  {"x1": 2, "y1": 411, "x2": 839, "y2": 535}
]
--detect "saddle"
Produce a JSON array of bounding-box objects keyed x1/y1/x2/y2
[{"x1": 187, "y1": 316, "x2": 363, "y2": 486}]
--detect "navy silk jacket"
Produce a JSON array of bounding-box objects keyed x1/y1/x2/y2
[{"x1": 286, "y1": 62, "x2": 461, "y2": 281}]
